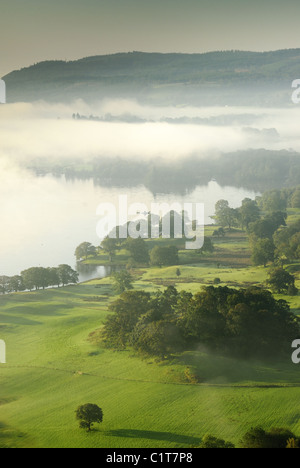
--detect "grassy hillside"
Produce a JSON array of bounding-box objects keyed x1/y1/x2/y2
[
  {"x1": 4, "y1": 50, "x2": 300, "y2": 104},
  {"x1": 1, "y1": 259, "x2": 300, "y2": 448}
]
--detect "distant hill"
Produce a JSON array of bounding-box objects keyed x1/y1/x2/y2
[{"x1": 4, "y1": 50, "x2": 300, "y2": 105}]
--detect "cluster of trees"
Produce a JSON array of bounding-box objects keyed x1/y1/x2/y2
[
  {"x1": 214, "y1": 197, "x2": 283, "y2": 233},
  {"x1": 258, "y1": 186, "x2": 300, "y2": 211},
  {"x1": 198, "y1": 434, "x2": 235, "y2": 449},
  {"x1": 214, "y1": 197, "x2": 281, "y2": 268},
  {"x1": 102, "y1": 285, "x2": 299, "y2": 360},
  {"x1": 215, "y1": 186, "x2": 300, "y2": 233},
  {"x1": 214, "y1": 198, "x2": 260, "y2": 230},
  {"x1": 274, "y1": 219, "x2": 300, "y2": 263},
  {"x1": 80, "y1": 237, "x2": 155, "y2": 266},
  {"x1": 199, "y1": 427, "x2": 300, "y2": 449},
  {"x1": 214, "y1": 186, "x2": 300, "y2": 271},
  {"x1": 0, "y1": 264, "x2": 79, "y2": 294},
  {"x1": 240, "y1": 427, "x2": 299, "y2": 449},
  {"x1": 250, "y1": 214, "x2": 300, "y2": 270},
  {"x1": 76, "y1": 209, "x2": 215, "y2": 269}
]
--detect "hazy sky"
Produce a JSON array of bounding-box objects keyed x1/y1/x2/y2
[{"x1": 1, "y1": 0, "x2": 300, "y2": 76}]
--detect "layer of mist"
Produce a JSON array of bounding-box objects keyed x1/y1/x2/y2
[{"x1": 1, "y1": 100, "x2": 300, "y2": 167}]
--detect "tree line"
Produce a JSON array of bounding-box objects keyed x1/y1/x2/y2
[
  {"x1": 77, "y1": 236, "x2": 213, "y2": 268},
  {"x1": 76, "y1": 237, "x2": 179, "y2": 267},
  {"x1": 0, "y1": 264, "x2": 79, "y2": 294},
  {"x1": 101, "y1": 285, "x2": 299, "y2": 361},
  {"x1": 75, "y1": 209, "x2": 214, "y2": 268}
]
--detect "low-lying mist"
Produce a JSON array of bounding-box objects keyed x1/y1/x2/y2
[{"x1": 1, "y1": 100, "x2": 300, "y2": 168}]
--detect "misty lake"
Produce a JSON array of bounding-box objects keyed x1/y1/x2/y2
[{"x1": 0, "y1": 173, "x2": 259, "y2": 280}]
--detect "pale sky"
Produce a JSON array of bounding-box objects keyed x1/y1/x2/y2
[{"x1": 1, "y1": 0, "x2": 300, "y2": 77}]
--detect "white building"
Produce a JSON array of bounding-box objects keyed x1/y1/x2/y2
[{"x1": 0, "y1": 79, "x2": 6, "y2": 104}]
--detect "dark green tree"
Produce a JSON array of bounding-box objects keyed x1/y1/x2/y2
[
  {"x1": 103, "y1": 291, "x2": 152, "y2": 348},
  {"x1": 199, "y1": 434, "x2": 235, "y2": 449},
  {"x1": 251, "y1": 238, "x2": 275, "y2": 267},
  {"x1": 267, "y1": 268, "x2": 297, "y2": 294},
  {"x1": 241, "y1": 427, "x2": 296, "y2": 449},
  {"x1": 248, "y1": 212, "x2": 286, "y2": 239},
  {"x1": 240, "y1": 427, "x2": 268, "y2": 449},
  {"x1": 75, "y1": 404, "x2": 103, "y2": 432},
  {"x1": 150, "y1": 246, "x2": 179, "y2": 267},
  {"x1": 124, "y1": 237, "x2": 149, "y2": 264}
]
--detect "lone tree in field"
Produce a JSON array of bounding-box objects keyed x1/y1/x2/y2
[{"x1": 76, "y1": 404, "x2": 103, "y2": 432}]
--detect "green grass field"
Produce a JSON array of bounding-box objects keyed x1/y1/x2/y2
[
  {"x1": 1, "y1": 210, "x2": 300, "y2": 448},
  {"x1": 1, "y1": 261, "x2": 300, "y2": 448}
]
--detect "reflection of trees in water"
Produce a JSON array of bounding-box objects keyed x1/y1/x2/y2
[
  {"x1": 76, "y1": 263, "x2": 125, "y2": 282},
  {"x1": 59, "y1": 150, "x2": 300, "y2": 194}
]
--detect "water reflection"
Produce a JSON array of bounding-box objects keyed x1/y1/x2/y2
[{"x1": 76, "y1": 263, "x2": 125, "y2": 283}]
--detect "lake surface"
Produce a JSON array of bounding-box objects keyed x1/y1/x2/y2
[{"x1": 0, "y1": 173, "x2": 259, "y2": 279}]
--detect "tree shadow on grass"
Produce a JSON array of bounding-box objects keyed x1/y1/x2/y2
[
  {"x1": 0, "y1": 421, "x2": 27, "y2": 448},
  {"x1": 105, "y1": 429, "x2": 201, "y2": 446}
]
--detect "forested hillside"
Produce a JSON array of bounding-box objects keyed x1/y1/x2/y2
[{"x1": 4, "y1": 49, "x2": 300, "y2": 104}]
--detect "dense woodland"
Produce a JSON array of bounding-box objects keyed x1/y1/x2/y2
[
  {"x1": 102, "y1": 285, "x2": 298, "y2": 360},
  {"x1": 4, "y1": 50, "x2": 300, "y2": 104}
]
